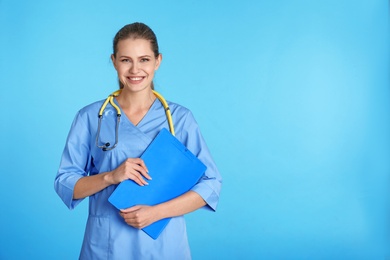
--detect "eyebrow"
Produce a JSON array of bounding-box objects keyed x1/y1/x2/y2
[{"x1": 119, "y1": 55, "x2": 152, "y2": 59}]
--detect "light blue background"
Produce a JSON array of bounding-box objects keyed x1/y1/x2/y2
[{"x1": 1, "y1": 0, "x2": 389, "y2": 259}]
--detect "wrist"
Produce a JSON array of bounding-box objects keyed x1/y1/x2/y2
[
  {"x1": 103, "y1": 171, "x2": 114, "y2": 185},
  {"x1": 153, "y1": 204, "x2": 168, "y2": 220}
]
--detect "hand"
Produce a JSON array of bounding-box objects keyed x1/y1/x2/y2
[
  {"x1": 107, "y1": 158, "x2": 151, "y2": 186},
  {"x1": 119, "y1": 205, "x2": 160, "y2": 229}
]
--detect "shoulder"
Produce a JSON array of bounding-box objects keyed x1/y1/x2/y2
[
  {"x1": 166, "y1": 100, "x2": 196, "y2": 122},
  {"x1": 78, "y1": 100, "x2": 105, "y2": 117},
  {"x1": 164, "y1": 100, "x2": 200, "y2": 135},
  {"x1": 166, "y1": 100, "x2": 192, "y2": 116},
  {"x1": 70, "y1": 99, "x2": 106, "y2": 128}
]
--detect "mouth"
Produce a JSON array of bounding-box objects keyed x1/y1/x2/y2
[{"x1": 126, "y1": 76, "x2": 145, "y2": 84}]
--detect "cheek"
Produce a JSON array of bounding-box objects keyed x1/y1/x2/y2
[
  {"x1": 152, "y1": 63, "x2": 160, "y2": 72},
  {"x1": 153, "y1": 61, "x2": 160, "y2": 70},
  {"x1": 141, "y1": 64, "x2": 156, "y2": 74},
  {"x1": 115, "y1": 65, "x2": 128, "y2": 74}
]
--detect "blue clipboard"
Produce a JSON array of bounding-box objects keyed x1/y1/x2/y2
[{"x1": 108, "y1": 128, "x2": 207, "y2": 239}]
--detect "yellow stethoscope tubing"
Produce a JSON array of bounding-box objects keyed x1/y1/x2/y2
[
  {"x1": 152, "y1": 90, "x2": 175, "y2": 136},
  {"x1": 98, "y1": 90, "x2": 122, "y2": 117},
  {"x1": 96, "y1": 89, "x2": 175, "y2": 151}
]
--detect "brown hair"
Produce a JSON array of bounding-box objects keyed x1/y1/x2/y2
[{"x1": 112, "y1": 22, "x2": 160, "y2": 89}]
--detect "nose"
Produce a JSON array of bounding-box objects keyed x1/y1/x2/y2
[{"x1": 130, "y1": 62, "x2": 139, "y2": 74}]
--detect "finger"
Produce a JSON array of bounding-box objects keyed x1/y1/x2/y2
[
  {"x1": 121, "y1": 205, "x2": 141, "y2": 213},
  {"x1": 132, "y1": 163, "x2": 152, "y2": 181},
  {"x1": 126, "y1": 158, "x2": 150, "y2": 179},
  {"x1": 120, "y1": 212, "x2": 143, "y2": 228},
  {"x1": 121, "y1": 215, "x2": 140, "y2": 228},
  {"x1": 122, "y1": 162, "x2": 147, "y2": 186},
  {"x1": 127, "y1": 169, "x2": 149, "y2": 186},
  {"x1": 127, "y1": 158, "x2": 151, "y2": 180},
  {"x1": 141, "y1": 170, "x2": 152, "y2": 181},
  {"x1": 132, "y1": 164, "x2": 150, "y2": 179},
  {"x1": 137, "y1": 159, "x2": 150, "y2": 177}
]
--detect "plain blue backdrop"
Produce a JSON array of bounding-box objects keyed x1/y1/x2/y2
[{"x1": 0, "y1": 0, "x2": 389, "y2": 259}]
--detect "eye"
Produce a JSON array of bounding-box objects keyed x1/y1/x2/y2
[
  {"x1": 140, "y1": 58, "x2": 150, "y2": 62},
  {"x1": 121, "y1": 59, "x2": 131, "y2": 63}
]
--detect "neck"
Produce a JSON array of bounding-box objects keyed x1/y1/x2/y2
[
  {"x1": 116, "y1": 88, "x2": 156, "y2": 111},
  {"x1": 115, "y1": 88, "x2": 156, "y2": 126}
]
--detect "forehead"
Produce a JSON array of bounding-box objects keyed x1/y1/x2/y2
[{"x1": 116, "y1": 38, "x2": 154, "y2": 56}]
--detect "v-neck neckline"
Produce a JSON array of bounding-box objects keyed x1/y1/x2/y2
[{"x1": 113, "y1": 97, "x2": 158, "y2": 127}]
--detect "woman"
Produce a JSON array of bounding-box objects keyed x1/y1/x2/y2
[{"x1": 54, "y1": 22, "x2": 222, "y2": 259}]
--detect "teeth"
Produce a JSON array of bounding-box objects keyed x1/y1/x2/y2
[{"x1": 129, "y1": 77, "x2": 143, "y2": 80}]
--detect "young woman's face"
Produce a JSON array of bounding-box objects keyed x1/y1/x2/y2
[{"x1": 111, "y1": 38, "x2": 161, "y2": 93}]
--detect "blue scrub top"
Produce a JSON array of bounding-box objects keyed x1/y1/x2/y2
[{"x1": 54, "y1": 97, "x2": 222, "y2": 260}]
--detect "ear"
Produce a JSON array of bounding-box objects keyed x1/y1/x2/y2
[
  {"x1": 111, "y1": 54, "x2": 117, "y2": 69},
  {"x1": 155, "y1": 53, "x2": 162, "y2": 70}
]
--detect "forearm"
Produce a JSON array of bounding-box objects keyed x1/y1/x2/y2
[
  {"x1": 154, "y1": 191, "x2": 206, "y2": 219},
  {"x1": 73, "y1": 158, "x2": 150, "y2": 199},
  {"x1": 73, "y1": 172, "x2": 112, "y2": 199}
]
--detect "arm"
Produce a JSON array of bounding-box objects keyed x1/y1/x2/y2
[
  {"x1": 55, "y1": 111, "x2": 151, "y2": 207},
  {"x1": 120, "y1": 110, "x2": 222, "y2": 229},
  {"x1": 120, "y1": 191, "x2": 206, "y2": 229},
  {"x1": 73, "y1": 158, "x2": 151, "y2": 199}
]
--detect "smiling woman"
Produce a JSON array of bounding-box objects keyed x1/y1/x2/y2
[
  {"x1": 2, "y1": 0, "x2": 388, "y2": 259},
  {"x1": 111, "y1": 38, "x2": 162, "y2": 125},
  {"x1": 112, "y1": 23, "x2": 161, "y2": 90},
  {"x1": 54, "y1": 22, "x2": 222, "y2": 259}
]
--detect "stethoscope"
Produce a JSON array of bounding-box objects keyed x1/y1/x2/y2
[{"x1": 96, "y1": 89, "x2": 175, "y2": 151}]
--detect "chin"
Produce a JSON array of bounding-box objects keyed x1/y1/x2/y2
[{"x1": 124, "y1": 85, "x2": 152, "y2": 93}]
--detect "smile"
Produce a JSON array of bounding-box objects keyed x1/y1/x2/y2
[
  {"x1": 128, "y1": 77, "x2": 144, "y2": 80},
  {"x1": 126, "y1": 76, "x2": 145, "y2": 84}
]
